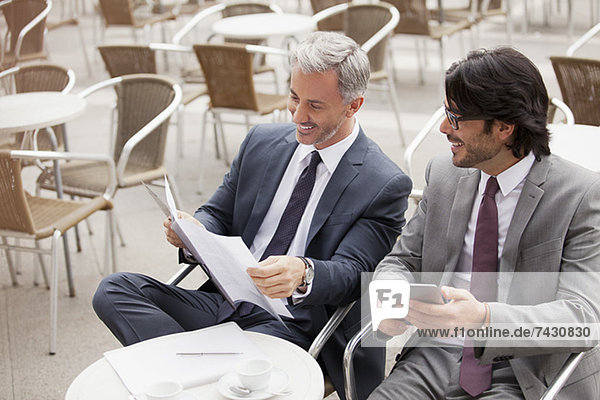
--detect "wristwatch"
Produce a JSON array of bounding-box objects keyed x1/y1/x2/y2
[{"x1": 298, "y1": 256, "x2": 315, "y2": 286}]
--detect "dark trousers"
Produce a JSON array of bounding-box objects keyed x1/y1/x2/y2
[{"x1": 92, "y1": 272, "x2": 313, "y2": 349}]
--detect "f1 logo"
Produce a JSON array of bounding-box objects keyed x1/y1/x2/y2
[{"x1": 369, "y1": 280, "x2": 410, "y2": 331}]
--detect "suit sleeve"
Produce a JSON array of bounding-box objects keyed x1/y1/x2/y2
[
  {"x1": 373, "y1": 160, "x2": 435, "y2": 283},
  {"x1": 302, "y1": 171, "x2": 413, "y2": 306}
]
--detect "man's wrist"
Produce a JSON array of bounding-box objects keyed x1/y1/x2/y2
[
  {"x1": 481, "y1": 302, "x2": 490, "y2": 327},
  {"x1": 298, "y1": 256, "x2": 314, "y2": 287}
]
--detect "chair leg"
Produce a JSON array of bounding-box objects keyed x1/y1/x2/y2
[
  {"x1": 217, "y1": 113, "x2": 230, "y2": 167},
  {"x1": 62, "y1": 234, "x2": 76, "y2": 297},
  {"x1": 385, "y1": 74, "x2": 406, "y2": 148},
  {"x1": 105, "y1": 210, "x2": 117, "y2": 276},
  {"x1": 115, "y1": 219, "x2": 126, "y2": 248},
  {"x1": 49, "y1": 230, "x2": 62, "y2": 355},
  {"x1": 197, "y1": 108, "x2": 210, "y2": 194},
  {"x1": 2, "y1": 237, "x2": 18, "y2": 286},
  {"x1": 34, "y1": 240, "x2": 50, "y2": 289}
]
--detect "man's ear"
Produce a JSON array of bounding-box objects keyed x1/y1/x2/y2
[
  {"x1": 346, "y1": 96, "x2": 365, "y2": 117},
  {"x1": 497, "y1": 121, "x2": 515, "y2": 142}
]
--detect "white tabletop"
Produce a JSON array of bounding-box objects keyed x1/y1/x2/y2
[
  {"x1": 548, "y1": 123, "x2": 600, "y2": 172},
  {"x1": 65, "y1": 331, "x2": 324, "y2": 400},
  {"x1": 212, "y1": 13, "x2": 315, "y2": 40},
  {"x1": 0, "y1": 92, "x2": 86, "y2": 135}
]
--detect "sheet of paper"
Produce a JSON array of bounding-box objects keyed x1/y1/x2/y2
[
  {"x1": 104, "y1": 322, "x2": 266, "y2": 394},
  {"x1": 155, "y1": 177, "x2": 292, "y2": 323}
]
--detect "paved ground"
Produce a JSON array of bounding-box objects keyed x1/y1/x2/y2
[{"x1": 1, "y1": 0, "x2": 600, "y2": 399}]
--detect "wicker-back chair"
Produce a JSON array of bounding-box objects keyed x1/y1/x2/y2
[
  {"x1": 96, "y1": 0, "x2": 176, "y2": 43},
  {"x1": 385, "y1": 0, "x2": 471, "y2": 85},
  {"x1": 37, "y1": 73, "x2": 183, "y2": 214},
  {"x1": 430, "y1": 0, "x2": 512, "y2": 42},
  {"x1": 172, "y1": 1, "x2": 282, "y2": 88},
  {"x1": 550, "y1": 56, "x2": 600, "y2": 126},
  {"x1": 0, "y1": 0, "x2": 51, "y2": 69},
  {"x1": 313, "y1": 1, "x2": 405, "y2": 146},
  {"x1": 0, "y1": 149, "x2": 116, "y2": 355},
  {"x1": 192, "y1": 43, "x2": 287, "y2": 189},
  {"x1": 310, "y1": 0, "x2": 347, "y2": 31},
  {"x1": 98, "y1": 44, "x2": 206, "y2": 169},
  {"x1": 0, "y1": 64, "x2": 75, "y2": 152}
]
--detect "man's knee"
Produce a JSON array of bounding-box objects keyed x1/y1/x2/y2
[{"x1": 92, "y1": 272, "x2": 137, "y2": 318}]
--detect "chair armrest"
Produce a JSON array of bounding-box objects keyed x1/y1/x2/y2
[
  {"x1": 171, "y1": 2, "x2": 225, "y2": 44},
  {"x1": 10, "y1": 150, "x2": 117, "y2": 199},
  {"x1": 308, "y1": 301, "x2": 355, "y2": 359},
  {"x1": 343, "y1": 320, "x2": 373, "y2": 400},
  {"x1": 550, "y1": 97, "x2": 575, "y2": 125},
  {"x1": 245, "y1": 44, "x2": 289, "y2": 58},
  {"x1": 14, "y1": 0, "x2": 52, "y2": 61},
  {"x1": 361, "y1": 5, "x2": 399, "y2": 54},
  {"x1": 540, "y1": 351, "x2": 586, "y2": 400},
  {"x1": 566, "y1": 22, "x2": 600, "y2": 56},
  {"x1": 166, "y1": 263, "x2": 198, "y2": 285}
]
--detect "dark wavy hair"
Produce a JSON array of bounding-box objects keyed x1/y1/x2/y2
[{"x1": 445, "y1": 47, "x2": 550, "y2": 160}]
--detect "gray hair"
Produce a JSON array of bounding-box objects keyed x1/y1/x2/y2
[{"x1": 290, "y1": 31, "x2": 370, "y2": 104}]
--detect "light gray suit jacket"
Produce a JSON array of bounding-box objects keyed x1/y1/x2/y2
[{"x1": 375, "y1": 153, "x2": 600, "y2": 399}]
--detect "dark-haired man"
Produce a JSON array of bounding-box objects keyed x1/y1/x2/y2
[{"x1": 370, "y1": 47, "x2": 600, "y2": 399}]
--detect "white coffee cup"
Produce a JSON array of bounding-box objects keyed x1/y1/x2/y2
[
  {"x1": 144, "y1": 381, "x2": 184, "y2": 400},
  {"x1": 235, "y1": 358, "x2": 273, "y2": 391}
]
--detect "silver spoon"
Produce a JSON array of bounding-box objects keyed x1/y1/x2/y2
[{"x1": 229, "y1": 385, "x2": 291, "y2": 397}]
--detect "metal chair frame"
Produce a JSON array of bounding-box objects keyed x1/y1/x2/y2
[
  {"x1": 0, "y1": 0, "x2": 52, "y2": 68},
  {"x1": 0, "y1": 149, "x2": 117, "y2": 355}
]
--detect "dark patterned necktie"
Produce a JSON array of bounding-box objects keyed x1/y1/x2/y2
[
  {"x1": 459, "y1": 176, "x2": 500, "y2": 397},
  {"x1": 260, "y1": 150, "x2": 322, "y2": 261}
]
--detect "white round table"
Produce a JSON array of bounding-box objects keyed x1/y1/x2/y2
[
  {"x1": 211, "y1": 13, "x2": 316, "y2": 40},
  {"x1": 65, "y1": 332, "x2": 324, "y2": 400},
  {"x1": 548, "y1": 123, "x2": 600, "y2": 172},
  {"x1": 0, "y1": 92, "x2": 86, "y2": 135}
]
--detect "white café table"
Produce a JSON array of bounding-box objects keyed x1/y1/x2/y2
[
  {"x1": 0, "y1": 91, "x2": 87, "y2": 197},
  {"x1": 65, "y1": 331, "x2": 325, "y2": 400},
  {"x1": 211, "y1": 13, "x2": 316, "y2": 41},
  {"x1": 548, "y1": 123, "x2": 600, "y2": 172},
  {"x1": 0, "y1": 91, "x2": 86, "y2": 136}
]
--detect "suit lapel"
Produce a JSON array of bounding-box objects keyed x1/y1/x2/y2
[
  {"x1": 242, "y1": 133, "x2": 298, "y2": 243},
  {"x1": 441, "y1": 169, "x2": 479, "y2": 285},
  {"x1": 497, "y1": 157, "x2": 549, "y2": 302},
  {"x1": 305, "y1": 130, "x2": 366, "y2": 246}
]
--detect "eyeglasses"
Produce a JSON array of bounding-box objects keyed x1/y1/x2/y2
[{"x1": 443, "y1": 103, "x2": 491, "y2": 130}]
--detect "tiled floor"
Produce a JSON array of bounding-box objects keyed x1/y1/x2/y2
[{"x1": 1, "y1": 1, "x2": 600, "y2": 399}]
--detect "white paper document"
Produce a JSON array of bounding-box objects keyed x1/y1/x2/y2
[
  {"x1": 144, "y1": 178, "x2": 293, "y2": 324},
  {"x1": 104, "y1": 322, "x2": 266, "y2": 394}
]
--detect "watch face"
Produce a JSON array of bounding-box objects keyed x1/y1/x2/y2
[{"x1": 305, "y1": 265, "x2": 315, "y2": 284}]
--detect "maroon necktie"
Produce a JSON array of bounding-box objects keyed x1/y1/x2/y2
[{"x1": 459, "y1": 176, "x2": 499, "y2": 397}]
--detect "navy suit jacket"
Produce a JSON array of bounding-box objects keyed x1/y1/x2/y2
[{"x1": 193, "y1": 123, "x2": 412, "y2": 399}]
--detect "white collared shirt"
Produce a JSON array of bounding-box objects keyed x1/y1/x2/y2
[
  {"x1": 452, "y1": 152, "x2": 537, "y2": 290},
  {"x1": 249, "y1": 118, "x2": 360, "y2": 260}
]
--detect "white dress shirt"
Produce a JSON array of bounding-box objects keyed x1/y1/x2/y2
[
  {"x1": 452, "y1": 152, "x2": 537, "y2": 290},
  {"x1": 249, "y1": 118, "x2": 360, "y2": 298}
]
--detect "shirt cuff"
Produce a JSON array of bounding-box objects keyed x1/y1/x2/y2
[{"x1": 291, "y1": 282, "x2": 313, "y2": 304}]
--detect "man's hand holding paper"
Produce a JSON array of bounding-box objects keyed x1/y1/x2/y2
[
  {"x1": 163, "y1": 211, "x2": 203, "y2": 249},
  {"x1": 248, "y1": 256, "x2": 305, "y2": 299}
]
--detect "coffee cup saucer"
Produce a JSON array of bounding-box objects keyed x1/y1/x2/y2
[{"x1": 217, "y1": 367, "x2": 289, "y2": 400}]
